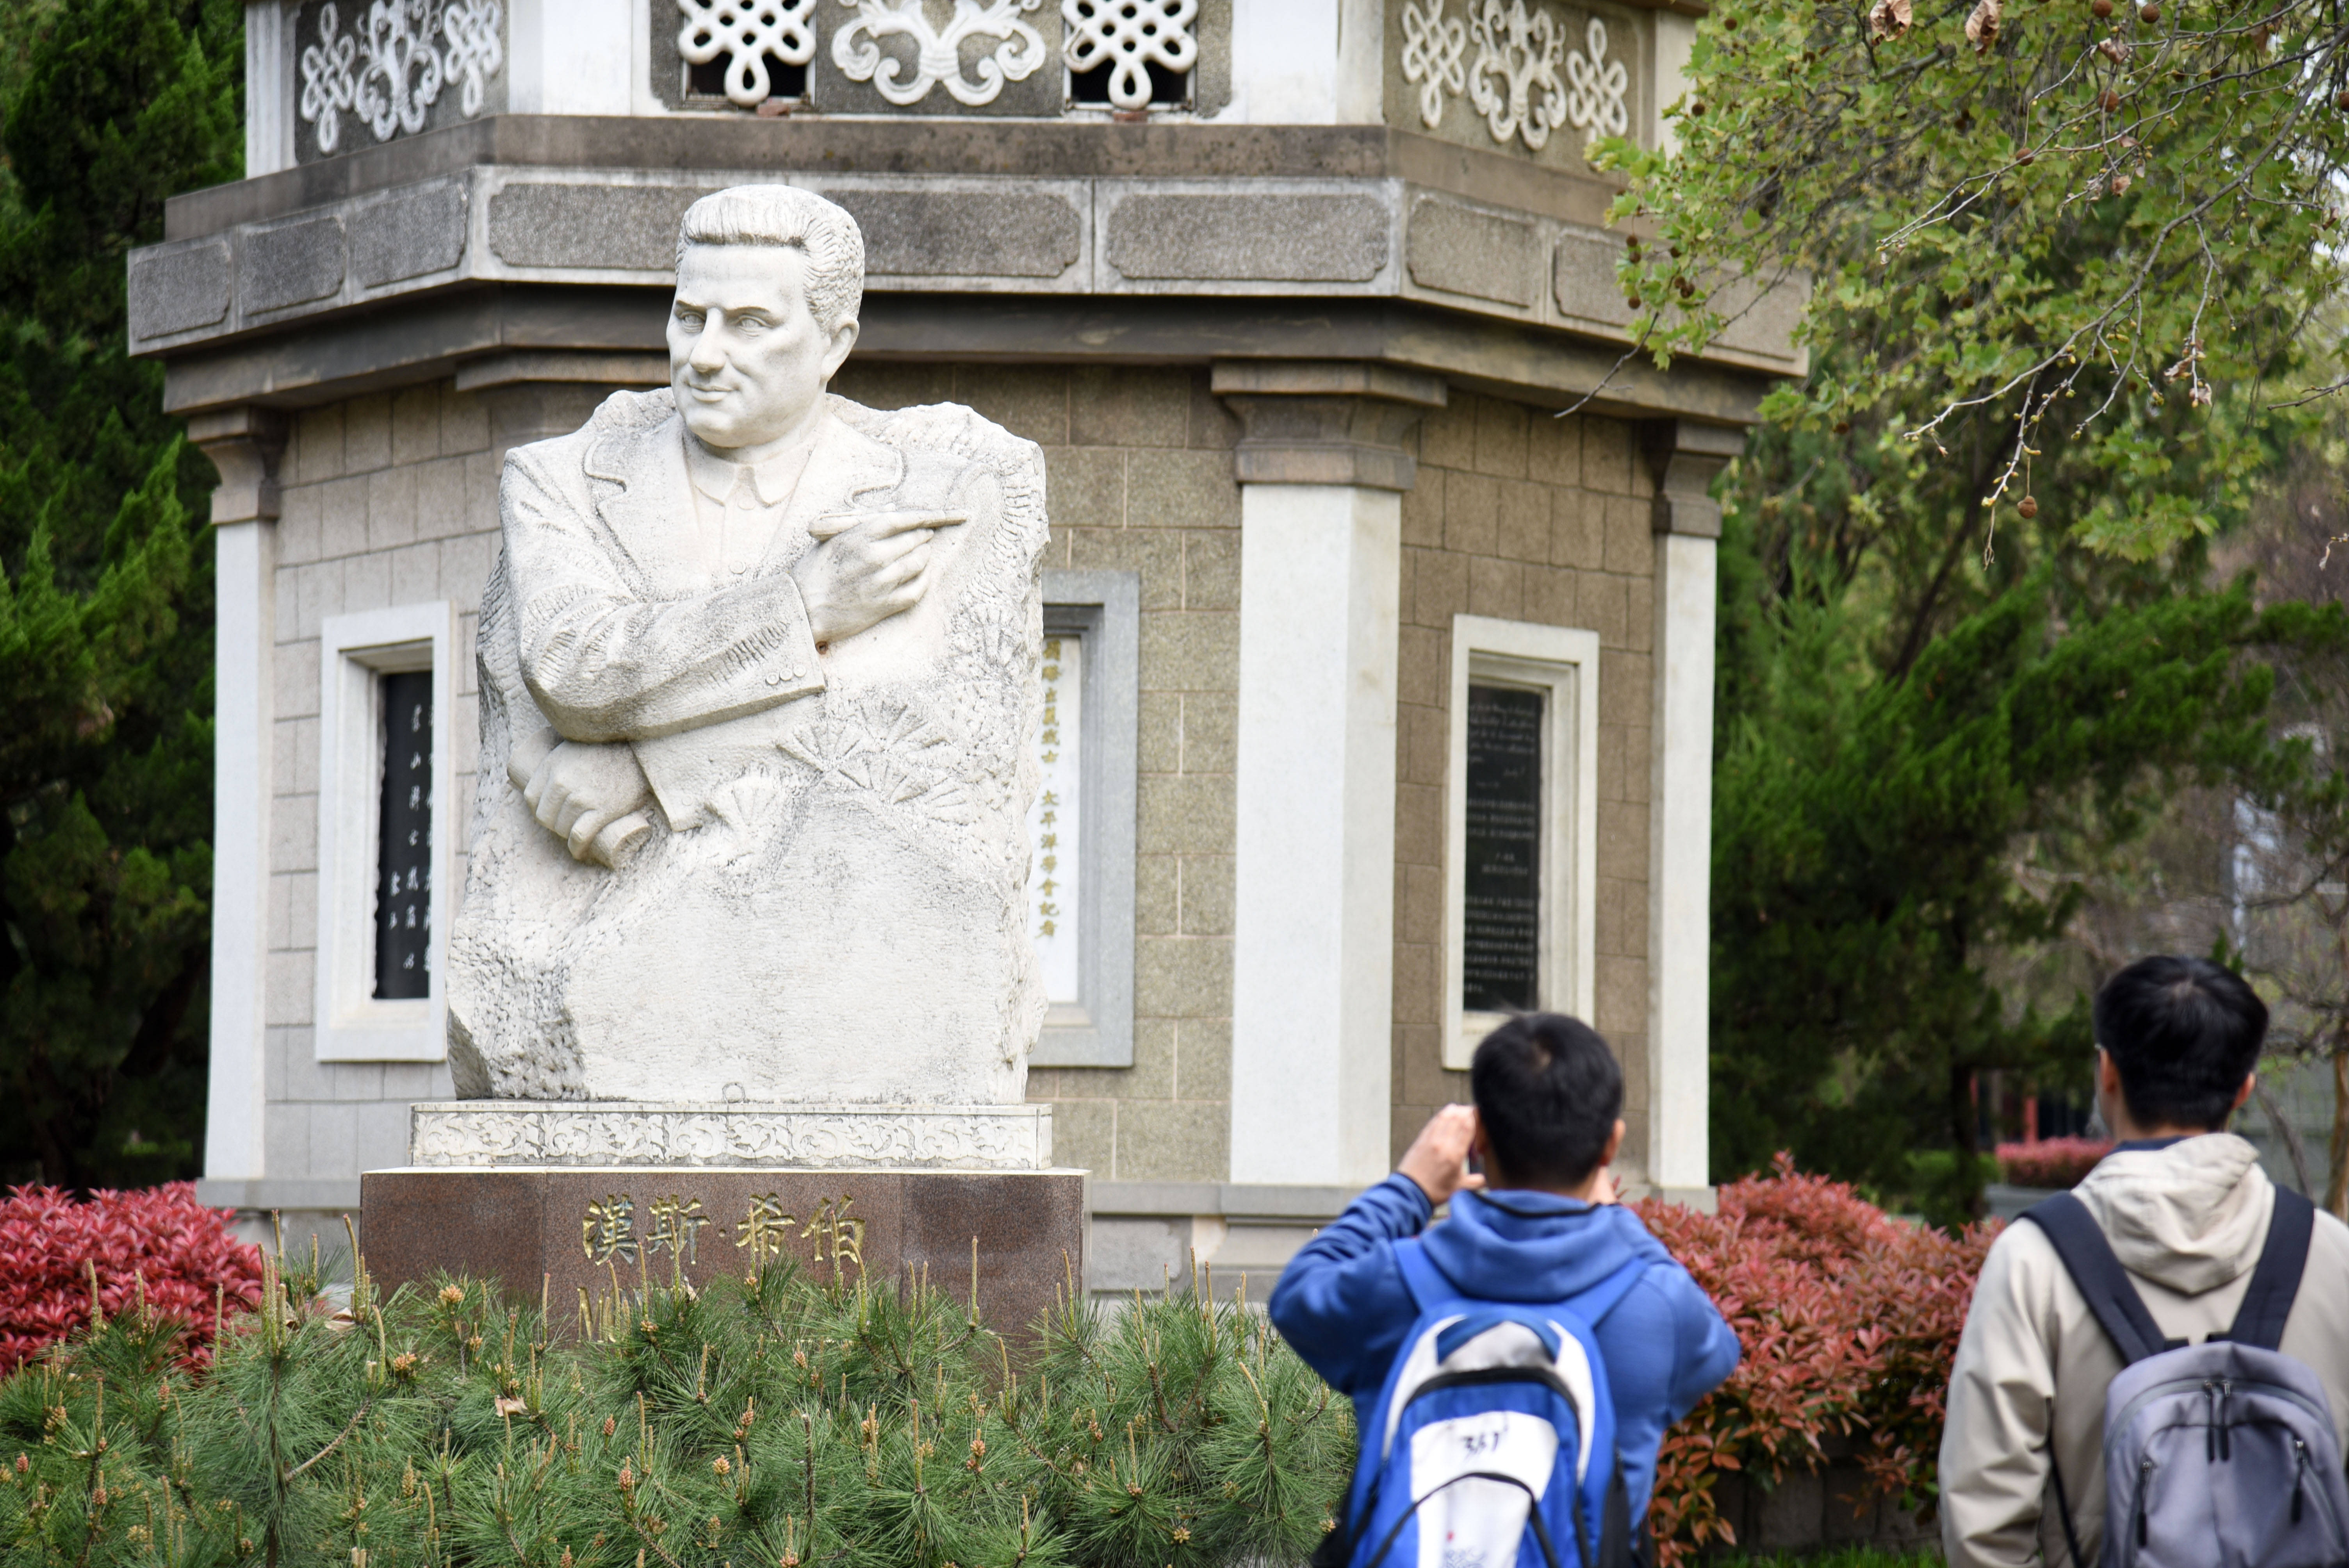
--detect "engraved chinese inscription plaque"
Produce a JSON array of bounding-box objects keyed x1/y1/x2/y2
[
  {"x1": 376, "y1": 669, "x2": 433, "y2": 1000},
  {"x1": 1463, "y1": 683, "x2": 1543, "y2": 1013}
]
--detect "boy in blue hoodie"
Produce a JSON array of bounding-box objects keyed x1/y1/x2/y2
[{"x1": 1269, "y1": 1012, "x2": 1741, "y2": 1536}]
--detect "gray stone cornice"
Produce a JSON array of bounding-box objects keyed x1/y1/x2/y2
[
  {"x1": 131, "y1": 125, "x2": 1808, "y2": 394},
  {"x1": 165, "y1": 118, "x2": 1625, "y2": 242},
  {"x1": 156, "y1": 290, "x2": 1777, "y2": 427}
]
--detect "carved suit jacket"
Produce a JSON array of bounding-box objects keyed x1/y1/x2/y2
[{"x1": 449, "y1": 387, "x2": 1049, "y2": 1104}]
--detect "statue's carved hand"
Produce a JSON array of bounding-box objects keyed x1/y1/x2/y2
[
  {"x1": 512, "y1": 727, "x2": 654, "y2": 866},
  {"x1": 792, "y1": 509, "x2": 966, "y2": 645}
]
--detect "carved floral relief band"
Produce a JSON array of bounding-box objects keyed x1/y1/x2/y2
[{"x1": 408, "y1": 1103, "x2": 1056, "y2": 1170}]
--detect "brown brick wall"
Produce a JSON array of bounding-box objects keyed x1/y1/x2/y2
[
  {"x1": 834, "y1": 362, "x2": 1242, "y2": 1185},
  {"x1": 1391, "y1": 392, "x2": 1657, "y2": 1178}
]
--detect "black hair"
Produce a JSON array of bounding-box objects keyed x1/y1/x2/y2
[
  {"x1": 1469, "y1": 1013, "x2": 1624, "y2": 1188},
  {"x1": 2094, "y1": 955, "x2": 2268, "y2": 1132}
]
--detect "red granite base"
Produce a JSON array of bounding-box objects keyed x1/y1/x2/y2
[{"x1": 359, "y1": 1167, "x2": 1087, "y2": 1338}]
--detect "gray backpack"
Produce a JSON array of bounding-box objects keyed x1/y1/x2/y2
[{"x1": 2022, "y1": 1187, "x2": 2349, "y2": 1568}]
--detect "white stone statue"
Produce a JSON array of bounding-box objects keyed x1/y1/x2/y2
[{"x1": 447, "y1": 185, "x2": 1048, "y2": 1108}]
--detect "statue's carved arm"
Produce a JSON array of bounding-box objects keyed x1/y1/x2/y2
[{"x1": 502, "y1": 451, "x2": 829, "y2": 746}]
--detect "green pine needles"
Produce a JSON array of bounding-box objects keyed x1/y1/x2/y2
[{"x1": 0, "y1": 1241, "x2": 1354, "y2": 1568}]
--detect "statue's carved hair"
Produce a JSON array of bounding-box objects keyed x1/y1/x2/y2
[{"x1": 676, "y1": 185, "x2": 865, "y2": 333}]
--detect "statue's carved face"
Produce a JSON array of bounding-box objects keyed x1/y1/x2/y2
[{"x1": 667, "y1": 243, "x2": 859, "y2": 455}]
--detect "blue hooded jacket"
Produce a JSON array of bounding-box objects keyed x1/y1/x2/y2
[{"x1": 1267, "y1": 1174, "x2": 1742, "y2": 1525}]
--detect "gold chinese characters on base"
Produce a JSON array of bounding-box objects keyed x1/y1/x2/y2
[{"x1": 359, "y1": 1166, "x2": 1085, "y2": 1340}]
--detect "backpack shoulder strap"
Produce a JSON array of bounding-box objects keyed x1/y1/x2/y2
[
  {"x1": 1566, "y1": 1255, "x2": 1649, "y2": 1330},
  {"x1": 2222, "y1": 1186, "x2": 2315, "y2": 1352},
  {"x1": 2017, "y1": 1192, "x2": 2172, "y2": 1366},
  {"x1": 1392, "y1": 1235, "x2": 1461, "y2": 1313}
]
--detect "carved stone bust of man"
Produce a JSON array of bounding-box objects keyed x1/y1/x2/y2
[{"x1": 447, "y1": 185, "x2": 1048, "y2": 1107}]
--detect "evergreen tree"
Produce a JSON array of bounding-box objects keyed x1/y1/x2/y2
[
  {"x1": 0, "y1": 0, "x2": 243, "y2": 1187},
  {"x1": 1585, "y1": 0, "x2": 2349, "y2": 1221}
]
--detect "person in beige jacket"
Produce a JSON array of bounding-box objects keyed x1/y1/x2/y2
[{"x1": 1939, "y1": 955, "x2": 2349, "y2": 1568}]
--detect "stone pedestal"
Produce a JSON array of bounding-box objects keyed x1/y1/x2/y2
[
  {"x1": 359, "y1": 1166, "x2": 1088, "y2": 1340},
  {"x1": 365, "y1": 1101, "x2": 1084, "y2": 1336}
]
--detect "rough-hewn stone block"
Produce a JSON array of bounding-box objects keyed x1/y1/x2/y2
[
  {"x1": 352, "y1": 179, "x2": 467, "y2": 288},
  {"x1": 1113, "y1": 1099, "x2": 1228, "y2": 1183},
  {"x1": 1070, "y1": 366, "x2": 1191, "y2": 448},
  {"x1": 1550, "y1": 488, "x2": 1604, "y2": 570},
  {"x1": 246, "y1": 215, "x2": 346, "y2": 314},
  {"x1": 1181, "y1": 532, "x2": 1238, "y2": 611},
  {"x1": 487, "y1": 182, "x2": 712, "y2": 271},
  {"x1": 1554, "y1": 227, "x2": 1637, "y2": 330},
  {"x1": 1126, "y1": 448, "x2": 1237, "y2": 529},
  {"x1": 1474, "y1": 397, "x2": 1531, "y2": 479},
  {"x1": 1443, "y1": 469, "x2": 1500, "y2": 556},
  {"x1": 1496, "y1": 477, "x2": 1547, "y2": 561},
  {"x1": 1174, "y1": 1017, "x2": 1231, "y2": 1101},
  {"x1": 1179, "y1": 855, "x2": 1233, "y2": 937},
  {"x1": 128, "y1": 242, "x2": 231, "y2": 340},
  {"x1": 823, "y1": 188, "x2": 1081, "y2": 278},
  {"x1": 1407, "y1": 198, "x2": 1537, "y2": 307},
  {"x1": 1139, "y1": 773, "x2": 1235, "y2": 856},
  {"x1": 1467, "y1": 555, "x2": 1523, "y2": 618},
  {"x1": 1139, "y1": 610, "x2": 1237, "y2": 691},
  {"x1": 954, "y1": 365, "x2": 1070, "y2": 445},
  {"x1": 1107, "y1": 193, "x2": 1388, "y2": 283},
  {"x1": 1070, "y1": 526, "x2": 1182, "y2": 608},
  {"x1": 1134, "y1": 935, "x2": 1233, "y2": 1021}
]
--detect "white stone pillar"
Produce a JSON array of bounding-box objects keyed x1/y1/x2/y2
[
  {"x1": 190, "y1": 407, "x2": 287, "y2": 1185},
  {"x1": 243, "y1": 2, "x2": 292, "y2": 178},
  {"x1": 1217, "y1": 362, "x2": 1443, "y2": 1190},
  {"x1": 1643, "y1": 421, "x2": 1741, "y2": 1204}
]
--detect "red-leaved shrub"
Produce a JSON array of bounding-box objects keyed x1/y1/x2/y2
[
  {"x1": 0, "y1": 1183, "x2": 265, "y2": 1373},
  {"x1": 1632, "y1": 1155, "x2": 1998, "y2": 1564},
  {"x1": 1995, "y1": 1136, "x2": 2113, "y2": 1189}
]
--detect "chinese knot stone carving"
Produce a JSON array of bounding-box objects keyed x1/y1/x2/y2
[
  {"x1": 1062, "y1": 0, "x2": 1198, "y2": 110},
  {"x1": 831, "y1": 0, "x2": 1049, "y2": 107},
  {"x1": 676, "y1": 0, "x2": 819, "y2": 106},
  {"x1": 1417, "y1": 0, "x2": 1631, "y2": 153},
  {"x1": 298, "y1": 0, "x2": 505, "y2": 155},
  {"x1": 1401, "y1": 0, "x2": 1469, "y2": 130}
]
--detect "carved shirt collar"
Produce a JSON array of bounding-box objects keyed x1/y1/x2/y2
[{"x1": 683, "y1": 430, "x2": 815, "y2": 509}]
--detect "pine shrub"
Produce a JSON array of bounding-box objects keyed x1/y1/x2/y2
[
  {"x1": 0, "y1": 1164, "x2": 2005, "y2": 1566},
  {"x1": 0, "y1": 1247, "x2": 1352, "y2": 1568}
]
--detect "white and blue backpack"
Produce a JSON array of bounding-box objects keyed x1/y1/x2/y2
[{"x1": 1333, "y1": 1237, "x2": 1645, "y2": 1568}]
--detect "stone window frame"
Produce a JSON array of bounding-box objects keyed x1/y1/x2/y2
[
  {"x1": 313, "y1": 601, "x2": 456, "y2": 1063},
  {"x1": 1442, "y1": 614, "x2": 1599, "y2": 1071},
  {"x1": 1030, "y1": 569, "x2": 1139, "y2": 1069}
]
